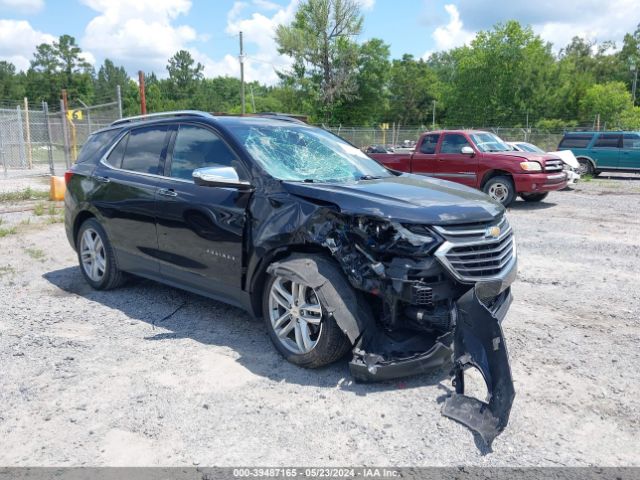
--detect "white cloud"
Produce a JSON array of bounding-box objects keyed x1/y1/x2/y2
[
  {"x1": 80, "y1": 0, "x2": 198, "y2": 74},
  {"x1": 356, "y1": 0, "x2": 375, "y2": 10},
  {"x1": 0, "y1": 0, "x2": 44, "y2": 14},
  {"x1": 423, "y1": 4, "x2": 474, "y2": 58},
  {"x1": 0, "y1": 19, "x2": 55, "y2": 71},
  {"x1": 222, "y1": 0, "x2": 299, "y2": 84}
]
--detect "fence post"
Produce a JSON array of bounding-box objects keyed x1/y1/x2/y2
[
  {"x1": 60, "y1": 99, "x2": 71, "y2": 169},
  {"x1": 16, "y1": 105, "x2": 27, "y2": 168},
  {"x1": 43, "y1": 102, "x2": 55, "y2": 176},
  {"x1": 23, "y1": 97, "x2": 33, "y2": 169},
  {"x1": 0, "y1": 119, "x2": 6, "y2": 178},
  {"x1": 116, "y1": 85, "x2": 123, "y2": 119}
]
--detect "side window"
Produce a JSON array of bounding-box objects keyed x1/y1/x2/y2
[
  {"x1": 121, "y1": 126, "x2": 169, "y2": 174},
  {"x1": 593, "y1": 134, "x2": 621, "y2": 148},
  {"x1": 105, "y1": 133, "x2": 128, "y2": 168},
  {"x1": 558, "y1": 135, "x2": 593, "y2": 149},
  {"x1": 419, "y1": 134, "x2": 440, "y2": 154},
  {"x1": 77, "y1": 128, "x2": 121, "y2": 164},
  {"x1": 170, "y1": 125, "x2": 239, "y2": 181},
  {"x1": 623, "y1": 134, "x2": 640, "y2": 149},
  {"x1": 440, "y1": 134, "x2": 470, "y2": 154}
]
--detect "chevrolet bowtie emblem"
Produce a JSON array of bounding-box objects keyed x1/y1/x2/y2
[{"x1": 485, "y1": 226, "x2": 501, "y2": 239}]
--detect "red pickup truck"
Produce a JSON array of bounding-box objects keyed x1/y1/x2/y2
[{"x1": 368, "y1": 130, "x2": 568, "y2": 206}]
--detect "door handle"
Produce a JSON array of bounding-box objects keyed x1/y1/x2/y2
[
  {"x1": 94, "y1": 175, "x2": 110, "y2": 183},
  {"x1": 158, "y1": 188, "x2": 178, "y2": 197}
]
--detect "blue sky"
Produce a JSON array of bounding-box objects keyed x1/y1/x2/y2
[{"x1": 0, "y1": 0, "x2": 637, "y2": 85}]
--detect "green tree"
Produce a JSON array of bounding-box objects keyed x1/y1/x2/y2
[
  {"x1": 333, "y1": 38, "x2": 390, "y2": 125},
  {"x1": 276, "y1": 0, "x2": 364, "y2": 122},
  {"x1": 387, "y1": 54, "x2": 439, "y2": 126},
  {"x1": 95, "y1": 59, "x2": 129, "y2": 101},
  {"x1": 0, "y1": 61, "x2": 25, "y2": 100},
  {"x1": 580, "y1": 81, "x2": 633, "y2": 127},
  {"x1": 443, "y1": 21, "x2": 555, "y2": 126},
  {"x1": 166, "y1": 50, "x2": 204, "y2": 97}
]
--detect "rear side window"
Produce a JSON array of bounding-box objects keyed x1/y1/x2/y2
[
  {"x1": 105, "y1": 133, "x2": 128, "y2": 168},
  {"x1": 558, "y1": 134, "x2": 593, "y2": 149},
  {"x1": 593, "y1": 134, "x2": 621, "y2": 148},
  {"x1": 623, "y1": 134, "x2": 640, "y2": 149},
  {"x1": 170, "y1": 125, "x2": 238, "y2": 180},
  {"x1": 440, "y1": 134, "x2": 471, "y2": 154},
  {"x1": 121, "y1": 126, "x2": 169, "y2": 174},
  {"x1": 419, "y1": 134, "x2": 440, "y2": 154},
  {"x1": 76, "y1": 128, "x2": 121, "y2": 164}
]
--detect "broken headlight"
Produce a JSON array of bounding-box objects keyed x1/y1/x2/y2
[{"x1": 395, "y1": 223, "x2": 442, "y2": 255}]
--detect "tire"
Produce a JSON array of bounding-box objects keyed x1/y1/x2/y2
[
  {"x1": 262, "y1": 255, "x2": 353, "y2": 368},
  {"x1": 483, "y1": 176, "x2": 516, "y2": 207},
  {"x1": 520, "y1": 192, "x2": 549, "y2": 202},
  {"x1": 577, "y1": 158, "x2": 595, "y2": 176},
  {"x1": 76, "y1": 218, "x2": 126, "y2": 290}
]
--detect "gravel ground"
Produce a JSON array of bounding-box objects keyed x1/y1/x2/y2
[{"x1": 0, "y1": 175, "x2": 639, "y2": 467}]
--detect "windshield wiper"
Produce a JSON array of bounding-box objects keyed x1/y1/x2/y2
[{"x1": 359, "y1": 175, "x2": 384, "y2": 180}]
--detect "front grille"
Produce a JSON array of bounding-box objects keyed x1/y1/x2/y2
[
  {"x1": 433, "y1": 216, "x2": 516, "y2": 282},
  {"x1": 544, "y1": 159, "x2": 564, "y2": 172}
]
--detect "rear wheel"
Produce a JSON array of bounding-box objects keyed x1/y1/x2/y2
[
  {"x1": 520, "y1": 192, "x2": 549, "y2": 202},
  {"x1": 263, "y1": 255, "x2": 352, "y2": 368},
  {"x1": 76, "y1": 218, "x2": 126, "y2": 290},
  {"x1": 483, "y1": 176, "x2": 516, "y2": 207}
]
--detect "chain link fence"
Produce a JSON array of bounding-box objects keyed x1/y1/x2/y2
[
  {"x1": 326, "y1": 126, "x2": 565, "y2": 152},
  {"x1": 0, "y1": 91, "x2": 122, "y2": 184}
]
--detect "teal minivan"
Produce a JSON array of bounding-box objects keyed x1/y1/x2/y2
[{"x1": 558, "y1": 131, "x2": 640, "y2": 175}]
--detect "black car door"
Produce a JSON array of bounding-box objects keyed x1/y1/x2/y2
[
  {"x1": 155, "y1": 123, "x2": 250, "y2": 297},
  {"x1": 91, "y1": 125, "x2": 171, "y2": 277}
]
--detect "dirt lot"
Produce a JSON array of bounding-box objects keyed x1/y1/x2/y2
[{"x1": 1, "y1": 176, "x2": 639, "y2": 467}]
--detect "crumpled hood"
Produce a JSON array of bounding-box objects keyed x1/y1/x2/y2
[{"x1": 283, "y1": 173, "x2": 503, "y2": 225}]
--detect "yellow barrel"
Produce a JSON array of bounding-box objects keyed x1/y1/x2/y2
[{"x1": 50, "y1": 176, "x2": 66, "y2": 201}]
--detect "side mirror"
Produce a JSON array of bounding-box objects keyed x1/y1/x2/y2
[
  {"x1": 192, "y1": 166, "x2": 253, "y2": 191},
  {"x1": 461, "y1": 146, "x2": 475, "y2": 155}
]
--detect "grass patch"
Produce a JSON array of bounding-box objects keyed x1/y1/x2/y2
[
  {"x1": 19, "y1": 217, "x2": 32, "y2": 226},
  {"x1": 0, "y1": 227, "x2": 17, "y2": 237},
  {"x1": 581, "y1": 174, "x2": 593, "y2": 182},
  {"x1": 47, "y1": 203, "x2": 57, "y2": 216},
  {"x1": 0, "y1": 187, "x2": 49, "y2": 203},
  {"x1": 24, "y1": 247, "x2": 46, "y2": 261},
  {"x1": 33, "y1": 202, "x2": 45, "y2": 216},
  {"x1": 45, "y1": 214, "x2": 65, "y2": 224},
  {"x1": 0, "y1": 265, "x2": 16, "y2": 277}
]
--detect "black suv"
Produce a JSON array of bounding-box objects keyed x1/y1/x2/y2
[{"x1": 64, "y1": 111, "x2": 517, "y2": 444}]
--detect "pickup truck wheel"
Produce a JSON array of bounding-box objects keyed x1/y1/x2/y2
[
  {"x1": 483, "y1": 176, "x2": 516, "y2": 207},
  {"x1": 520, "y1": 192, "x2": 549, "y2": 202},
  {"x1": 76, "y1": 218, "x2": 126, "y2": 290},
  {"x1": 263, "y1": 255, "x2": 352, "y2": 368}
]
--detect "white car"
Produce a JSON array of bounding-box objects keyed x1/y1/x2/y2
[{"x1": 507, "y1": 141, "x2": 580, "y2": 185}]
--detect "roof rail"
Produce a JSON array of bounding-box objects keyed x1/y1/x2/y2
[{"x1": 110, "y1": 110, "x2": 212, "y2": 126}]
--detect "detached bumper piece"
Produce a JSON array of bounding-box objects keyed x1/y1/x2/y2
[
  {"x1": 349, "y1": 333, "x2": 452, "y2": 382},
  {"x1": 442, "y1": 288, "x2": 515, "y2": 446}
]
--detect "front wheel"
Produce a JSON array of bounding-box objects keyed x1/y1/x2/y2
[
  {"x1": 483, "y1": 176, "x2": 516, "y2": 207},
  {"x1": 263, "y1": 255, "x2": 352, "y2": 368},
  {"x1": 520, "y1": 192, "x2": 549, "y2": 202}
]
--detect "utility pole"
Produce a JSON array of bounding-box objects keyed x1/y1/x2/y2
[
  {"x1": 631, "y1": 62, "x2": 638, "y2": 106},
  {"x1": 116, "y1": 84, "x2": 123, "y2": 118},
  {"x1": 432, "y1": 100, "x2": 436, "y2": 130},
  {"x1": 239, "y1": 31, "x2": 246, "y2": 115},
  {"x1": 138, "y1": 71, "x2": 147, "y2": 115}
]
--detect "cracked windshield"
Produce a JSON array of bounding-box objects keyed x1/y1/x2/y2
[{"x1": 231, "y1": 124, "x2": 392, "y2": 182}]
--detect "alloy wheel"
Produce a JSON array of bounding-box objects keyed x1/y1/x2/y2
[
  {"x1": 80, "y1": 228, "x2": 106, "y2": 282},
  {"x1": 268, "y1": 277, "x2": 323, "y2": 354}
]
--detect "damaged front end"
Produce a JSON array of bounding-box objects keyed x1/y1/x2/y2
[
  {"x1": 252, "y1": 187, "x2": 517, "y2": 444},
  {"x1": 323, "y1": 212, "x2": 517, "y2": 444}
]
